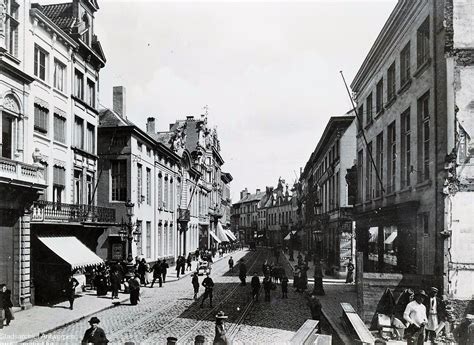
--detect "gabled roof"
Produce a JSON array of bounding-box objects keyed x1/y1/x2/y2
[
  {"x1": 235, "y1": 191, "x2": 266, "y2": 205},
  {"x1": 98, "y1": 108, "x2": 132, "y2": 128},
  {"x1": 40, "y1": 3, "x2": 76, "y2": 32}
]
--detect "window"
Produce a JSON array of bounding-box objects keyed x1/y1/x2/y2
[
  {"x1": 34, "y1": 104, "x2": 48, "y2": 134},
  {"x1": 418, "y1": 92, "x2": 430, "y2": 181},
  {"x1": 1, "y1": 114, "x2": 12, "y2": 159},
  {"x1": 168, "y1": 223, "x2": 173, "y2": 256},
  {"x1": 6, "y1": 0, "x2": 19, "y2": 57},
  {"x1": 137, "y1": 163, "x2": 142, "y2": 203},
  {"x1": 137, "y1": 142, "x2": 142, "y2": 152},
  {"x1": 164, "y1": 176, "x2": 169, "y2": 209},
  {"x1": 387, "y1": 62, "x2": 396, "y2": 101},
  {"x1": 111, "y1": 160, "x2": 127, "y2": 201},
  {"x1": 387, "y1": 122, "x2": 396, "y2": 193},
  {"x1": 163, "y1": 222, "x2": 168, "y2": 255},
  {"x1": 146, "y1": 168, "x2": 151, "y2": 205},
  {"x1": 421, "y1": 213, "x2": 429, "y2": 235},
  {"x1": 146, "y1": 147, "x2": 151, "y2": 157},
  {"x1": 74, "y1": 116, "x2": 84, "y2": 149},
  {"x1": 146, "y1": 221, "x2": 151, "y2": 258},
  {"x1": 53, "y1": 166, "x2": 65, "y2": 204},
  {"x1": 54, "y1": 59, "x2": 66, "y2": 92},
  {"x1": 74, "y1": 169, "x2": 83, "y2": 204},
  {"x1": 376, "y1": 78, "x2": 384, "y2": 114},
  {"x1": 375, "y1": 132, "x2": 384, "y2": 197},
  {"x1": 136, "y1": 220, "x2": 143, "y2": 255},
  {"x1": 417, "y1": 17, "x2": 430, "y2": 67},
  {"x1": 87, "y1": 79, "x2": 95, "y2": 108},
  {"x1": 74, "y1": 70, "x2": 84, "y2": 99},
  {"x1": 400, "y1": 42, "x2": 411, "y2": 85},
  {"x1": 357, "y1": 150, "x2": 363, "y2": 203},
  {"x1": 53, "y1": 114, "x2": 66, "y2": 143},
  {"x1": 34, "y1": 45, "x2": 48, "y2": 81},
  {"x1": 86, "y1": 173, "x2": 94, "y2": 205},
  {"x1": 158, "y1": 173, "x2": 163, "y2": 208},
  {"x1": 169, "y1": 178, "x2": 174, "y2": 211},
  {"x1": 365, "y1": 142, "x2": 373, "y2": 200},
  {"x1": 85, "y1": 123, "x2": 95, "y2": 153},
  {"x1": 366, "y1": 93, "x2": 373, "y2": 124},
  {"x1": 401, "y1": 109, "x2": 411, "y2": 188}
]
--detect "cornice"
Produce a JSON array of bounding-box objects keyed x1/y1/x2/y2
[{"x1": 30, "y1": 8, "x2": 78, "y2": 49}]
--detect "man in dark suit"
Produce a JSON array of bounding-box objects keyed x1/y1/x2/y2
[
  {"x1": 161, "y1": 260, "x2": 169, "y2": 283},
  {"x1": 82, "y1": 317, "x2": 109, "y2": 344},
  {"x1": 424, "y1": 287, "x2": 446, "y2": 341},
  {"x1": 64, "y1": 275, "x2": 79, "y2": 310}
]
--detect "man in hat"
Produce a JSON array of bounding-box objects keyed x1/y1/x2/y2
[
  {"x1": 250, "y1": 272, "x2": 261, "y2": 301},
  {"x1": 239, "y1": 259, "x2": 247, "y2": 286},
  {"x1": 214, "y1": 311, "x2": 229, "y2": 345},
  {"x1": 82, "y1": 317, "x2": 109, "y2": 344},
  {"x1": 200, "y1": 272, "x2": 214, "y2": 308},
  {"x1": 424, "y1": 286, "x2": 446, "y2": 341},
  {"x1": 455, "y1": 314, "x2": 474, "y2": 345},
  {"x1": 403, "y1": 290, "x2": 428, "y2": 345},
  {"x1": 64, "y1": 275, "x2": 79, "y2": 310}
]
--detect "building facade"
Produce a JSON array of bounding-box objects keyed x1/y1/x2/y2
[
  {"x1": 299, "y1": 115, "x2": 356, "y2": 277},
  {"x1": 231, "y1": 188, "x2": 264, "y2": 244},
  {"x1": 351, "y1": 0, "x2": 474, "y2": 307},
  {"x1": 0, "y1": 0, "x2": 115, "y2": 307}
]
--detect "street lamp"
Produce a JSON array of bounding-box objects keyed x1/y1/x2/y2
[
  {"x1": 120, "y1": 200, "x2": 142, "y2": 279},
  {"x1": 313, "y1": 230, "x2": 324, "y2": 261}
]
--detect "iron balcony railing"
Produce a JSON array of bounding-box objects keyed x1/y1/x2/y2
[{"x1": 31, "y1": 200, "x2": 116, "y2": 223}]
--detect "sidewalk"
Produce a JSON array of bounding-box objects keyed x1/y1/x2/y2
[{"x1": 0, "y1": 250, "x2": 239, "y2": 343}]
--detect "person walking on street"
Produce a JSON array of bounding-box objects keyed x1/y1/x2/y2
[
  {"x1": 262, "y1": 276, "x2": 273, "y2": 302},
  {"x1": 250, "y1": 273, "x2": 261, "y2": 301},
  {"x1": 403, "y1": 290, "x2": 428, "y2": 345},
  {"x1": 228, "y1": 256, "x2": 234, "y2": 272},
  {"x1": 128, "y1": 274, "x2": 141, "y2": 305},
  {"x1": 346, "y1": 259, "x2": 355, "y2": 284},
  {"x1": 424, "y1": 287, "x2": 446, "y2": 342},
  {"x1": 281, "y1": 275, "x2": 289, "y2": 299},
  {"x1": 150, "y1": 260, "x2": 162, "y2": 288},
  {"x1": 110, "y1": 270, "x2": 121, "y2": 299},
  {"x1": 213, "y1": 311, "x2": 229, "y2": 345},
  {"x1": 239, "y1": 259, "x2": 247, "y2": 286},
  {"x1": 192, "y1": 272, "x2": 200, "y2": 300},
  {"x1": 313, "y1": 261, "x2": 325, "y2": 296},
  {"x1": 307, "y1": 293, "x2": 322, "y2": 320},
  {"x1": 200, "y1": 273, "x2": 214, "y2": 308},
  {"x1": 186, "y1": 253, "x2": 193, "y2": 271},
  {"x1": 161, "y1": 259, "x2": 169, "y2": 283},
  {"x1": 1, "y1": 285, "x2": 13, "y2": 326},
  {"x1": 293, "y1": 265, "x2": 301, "y2": 292},
  {"x1": 82, "y1": 317, "x2": 109, "y2": 344},
  {"x1": 176, "y1": 256, "x2": 182, "y2": 279},
  {"x1": 0, "y1": 284, "x2": 5, "y2": 329},
  {"x1": 64, "y1": 275, "x2": 79, "y2": 310}
]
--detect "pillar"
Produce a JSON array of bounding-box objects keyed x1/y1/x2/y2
[{"x1": 19, "y1": 209, "x2": 32, "y2": 308}]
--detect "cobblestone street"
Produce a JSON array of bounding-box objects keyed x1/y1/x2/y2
[{"x1": 25, "y1": 248, "x2": 313, "y2": 344}]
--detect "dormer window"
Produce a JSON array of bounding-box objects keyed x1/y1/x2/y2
[{"x1": 81, "y1": 13, "x2": 91, "y2": 45}]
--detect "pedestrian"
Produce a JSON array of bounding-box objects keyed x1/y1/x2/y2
[
  {"x1": 138, "y1": 258, "x2": 148, "y2": 286},
  {"x1": 110, "y1": 270, "x2": 120, "y2": 300},
  {"x1": 195, "y1": 248, "x2": 200, "y2": 261},
  {"x1": 250, "y1": 272, "x2": 261, "y2": 301},
  {"x1": 281, "y1": 275, "x2": 289, "y2": 299},
  {"x1": 262, "y1": 276, "x2": 273, "y2": 302},
  {"x1": 150, "y1": 260, "x2": 162, "y2": 288},
  {"x1": 161, "y1": 259, "x2": 169, "y2": 283},
  {"x1": 346, "y1": 259, "x2": 355, "y2": 284},
  {"x1": 455, "y1": 314, "x2": 474, "y2": 345},
  {"x1": 128, "y1": 274, "x2": 141, "y2": 305},
  {"x1": 218, "y1": 247, "x2": 223, "y2": 258},
  {"x1": 200, "y1": 272, "x2": 214, "y2": 308},
  {"x1": 239, "y1": 259, "x2": 247, "y2": 286},
  {"x1": 0, "y1": 284, "x2": 4, "y2": 329},
  {"x1": 424, "y1": 287, "x2": 446, "y2": 341},
  {"x1": 176, "y1": 256, "x2": 182, "y2": 278},
  {"x1": 186, "y1": 253, "x2": 193, "y2": 271},
  {"x1": 213, "y1": 311, "x2": 229, "y2": 345},
  {"x1": 313, "y1": 261, "x2": 325, "y2": 296},
  {"x1": 94, "y1": 270, "x2": 108, "y2": 296},
  {"x1": 307, "y1": 293, "x2": 322, "y2": 320},
  {"x1": 293, "y1": 265, "x2": 301, "y2": 292},
  {"x1": 1, "y1": 284, "x2": 13, "y2": 327},
  {"x1": 64, "y1": 275, "x2": 79, "y2": 310},
  {"x1": 81, "y1": 316, "x2": 109, "y2": 344},
  {"x1": 262, "y1": 260, "x2": 269, "y2": 277},
  {"x1": 192, "y1": 272, "x2": 200, "y2": 300},
  {"x1": 403, "y1": 290, "x2": 428, "y2": 345},
  {"x1": 228, "y1": 256, "x2": 234, "y2": 272},
  {"x1": 300, "y1": 264, "x2": 308, "y2": 292}
]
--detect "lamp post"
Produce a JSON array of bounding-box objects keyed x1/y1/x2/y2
[{"x1": 119, "y1": 200, "x2": 142, "y2": 279}]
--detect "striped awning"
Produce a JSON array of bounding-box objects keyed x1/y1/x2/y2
[
  {"x1": 224, "y1": 229, "x2": 237, "y2": 241},
  {"x1": 216, "y1": 221, "x2": 230, "y2": 242},
  {"x1": 37, "y1": 236, "x2": 104, "y2": 269},
  {"x1": 209, "y1": 231, "x2": 221, "y2": 243}
]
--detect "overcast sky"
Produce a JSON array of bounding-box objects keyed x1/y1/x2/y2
[{"x1": 59, "y1": 0, "x2": 397, "y2": 200}]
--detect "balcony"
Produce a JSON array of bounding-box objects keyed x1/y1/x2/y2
[
  {"x1": 31, "y1": 200, "x2": 116, "y2": 224},
  {"x1": 0, "y1": 157, "x2": 46, "y2": 189}
]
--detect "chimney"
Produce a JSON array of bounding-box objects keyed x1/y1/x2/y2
[
  {"x1": 240, "y1": 188, "x2": 248, "y2": 200},
  {"x1": 256, "y1": 189, "x2": 260, "y2": 194},
  {"x1": 113, "y1": 86, "x2": 126, "y2": 118},
  {"x1": 146, "y1": 117, "x2": 156, "y2": 134}
]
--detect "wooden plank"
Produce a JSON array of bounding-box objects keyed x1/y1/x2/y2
[
  {"x1": 346, "y1": 313, "x2": 375, "y2": 344},
  {"x1": 341, "y1": 302, "x2": 356, "y2": 313},
  {"x1": 313, "y1": 334, "x2": 332, "y2": 345},
  {"x1": 290, "y1": 320, "x2": 319, "y2": 345}
]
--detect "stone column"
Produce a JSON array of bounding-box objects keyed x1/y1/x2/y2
[{"x1": 19, "y1": 210, "x2": 32, "y2": 309}]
